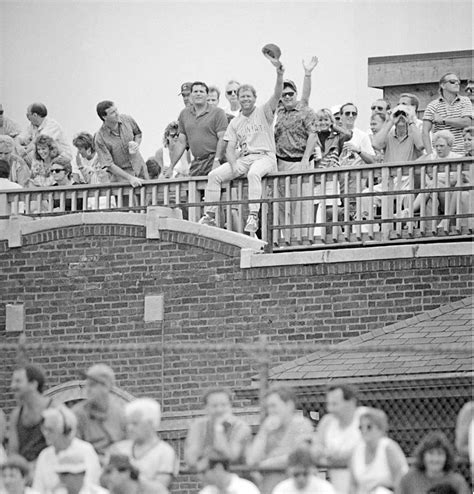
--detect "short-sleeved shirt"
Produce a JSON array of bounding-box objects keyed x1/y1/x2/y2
[
  {"x1": 423, "y1": 95, "x2": 473, "y2": 153},
  {"x1": 95, "y1": 114, "x2": 143, "y2": 179},
  {"x1": 73, "y1": 396, "x2": 127, "y2": 458},
  {"x1": 0, "y1": 116, "x2": 21, "y2": 138},
  {"x1": 274, "y1": 103, "x2": 317, "y2": 159},
  {"x1": 382, "y1": 128, "x2": 423, "y2": 163},
  {"x1": 224, "y1": 103, "x2": 276, "y2": 156},
  {"x1": 178, "y1": 104, "x2": 228, "y2": 160},
  {"x1": 112, "y1": 438, "x2": 178, "y2": 492},
  {"x1": 259, "y1": 414, "x2": 314, "y2": 494},
  {"x1": 184, "y1": 414, "x2": 251, "y2": 467},
  {"x1": 20, "y1": 116, "x2": 72, "y2": 158},
  {"x1": 272, "y1": 475, "x2": 336, "y2": 494}
]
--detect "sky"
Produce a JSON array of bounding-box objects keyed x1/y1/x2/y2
[{"x1": 0, "y1": 0, "x2": 472, "y2": 158}]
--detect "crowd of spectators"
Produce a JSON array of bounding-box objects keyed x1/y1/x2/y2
[
  {"x1": 0, "y1": 58, "x2": 472, "y2": 235},
  {"x1": 0, "y1": 363, "x2": 472, "y2": 494}
]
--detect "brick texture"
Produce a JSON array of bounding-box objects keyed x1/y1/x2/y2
[{"x1": 0, "y1": 225, "x2": 472, "y2": 493}]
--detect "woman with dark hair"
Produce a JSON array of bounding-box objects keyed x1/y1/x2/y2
[
  {"x1": 396, "y1": 431, "x2": 469, "y2": 494},
  {"x1": 246, "y1": 385, "x2": 314, "y2": 494}
]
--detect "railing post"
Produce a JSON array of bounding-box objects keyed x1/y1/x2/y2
[
  {"x1": 0, "y1": 193, "x2": 8, "y2": 218},
  {"x1": 188, "y1": 181, "x2": 199, "y2": 223},
  {"x1": 380, "y1": 165, "x2": 392, "y2": 241}
]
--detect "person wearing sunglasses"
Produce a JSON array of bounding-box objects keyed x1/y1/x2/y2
[
  {"x1": 223, "y1": 80, "x2": 241, "y2": 118},
  {"x1": 0, "y1": 103, "x2": 21, "y2": 140},
  {"x1": 422, "y1": 72, "x2": 472, "y2": 155},
  {"x1": 272, "y1": 447, "x2": 335, "y2": 494},
  {"x1": 155, "y1": 121, "x2": 190, "y2": 179},
  {"x1": 274, "y1": 57, "x2": 319, "y2": 240},
  {"x1": 0, "y1": 135, "x2": 31, "y2": 187},
  {"x1": 370, "y1": 99, "x2": 390, "y2": 119},
  {"x1": 348, "y1": 408, "x2": 408, "y2": 494}
]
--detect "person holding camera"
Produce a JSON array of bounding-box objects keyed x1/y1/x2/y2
[
  {"x1": 360, "y1": 104, "x2": 424, "y2": 230},
  {"x1": 372, "y1": 103, "x2": 424, "y2": 163}
]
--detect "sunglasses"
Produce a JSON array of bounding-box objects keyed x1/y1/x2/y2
[
  {"x1": 226, "y1": 90, "x2": 238, "y2": 95},
  {"x1": 359, "y1": 423, "x2": 373, "y2": 431},
  {"x1": 371, "y1": 105, "x2": 385, "y2": 111},
  {"x1": 446, "y1": 80, "x2": 460, "y2": 85},
  {"x1": 51, "y1": 168, "x2": 65, "y2": 173},
  {"x1": 282, "y1": 92, "x2": 295, "y2": 97},
  {"x1": 344, "y1": 111, "x2": 358, "y2": 117},
  {"x1": 169, "y1": 133, "x2": 179, "y2": 138}
]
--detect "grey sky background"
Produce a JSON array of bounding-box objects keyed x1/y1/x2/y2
[{"x1": 0, "y1": 0, "x2": 472, "y2": 158}]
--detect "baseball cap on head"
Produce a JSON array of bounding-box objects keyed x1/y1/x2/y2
[
  {"x1": 55, "y1": 449, "x2": 87, "y2": 475},
  {"x1": 85, "y1": 363, "x2": 115, "y2": 388},
  {"x1": 178, "y1": 82, "x2": 193, "y2": 95},
  {"x1": 283, "y1": 80, "x2": 297, "y2": 92}
]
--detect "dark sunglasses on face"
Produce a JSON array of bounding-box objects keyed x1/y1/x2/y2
[
  {"x1": 282, "y1": 92, "x2": 295, "y2": 97},
  {"x1": 51, "y1": 168, "x2": 65, "y2": 173},
  {"x1": 371, "y1": 105, "x2": 385, "y2": 111},
  {"x1": 359, "y1": 423, "x2": 373, "y2": 431},
  {"x1": 226, "y1": 90, "x2": 238, "y2": 95},
  {"x1": 344, "y1": 111, "x2": 358, "y2": 117},
  {"x1": 169, "y1": 133, "x2": 179, "y2": 138},
  {"x1": 446, "y1": 80, "x2": 460, "y2": 84}
]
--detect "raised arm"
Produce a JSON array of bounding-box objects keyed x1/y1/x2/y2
[
  {"x1": 300, "y1": 56, "x2": 319, "y2": 107},
  {"x1": 372, "y1": 117, "x2": 394, "y2": 150},
  {"x1": 267, "y1": 61, "x2": 285, "y2": 113}
]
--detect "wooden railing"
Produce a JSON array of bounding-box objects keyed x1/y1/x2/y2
[{"x1": 1, "y1": 158, "x2": 472, "y2": 251}]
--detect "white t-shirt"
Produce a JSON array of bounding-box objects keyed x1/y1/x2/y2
[
  {"x1": 32, "y1": 438, "x2": 101, "y2": 494},
  {"x1": 200, "y1": 473, "x2": 260, "y2": 494},
  {"x1": 272, "y1": 475, "x2": 336, "y2": 494},
  {"x1": 112, "y1": 438, "x2": 177, "y2": 493},
  {"x1": 224, "y1": 103, "x2": 276, "y2": 156}
]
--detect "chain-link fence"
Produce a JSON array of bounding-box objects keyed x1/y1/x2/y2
[{"x1": 1, "y1": 336, "x2": 471, "y2": 493}]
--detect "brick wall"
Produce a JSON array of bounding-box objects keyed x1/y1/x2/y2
[{"x1": 0, "y1": 224, "x2": 472, "y2": 492}]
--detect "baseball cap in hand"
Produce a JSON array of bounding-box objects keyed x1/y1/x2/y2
[{"x1": 262, "y1": 43, "x2": 282, "y2": 61}]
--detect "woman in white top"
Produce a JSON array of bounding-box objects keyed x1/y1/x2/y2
[
  {"x1": 349, "y1": 408, "x2": 408, "y2": 494},
  {"x1": 155, "y1": 121, "x2": 190, "y2": 179}
]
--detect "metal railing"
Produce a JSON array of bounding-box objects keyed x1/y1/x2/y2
[{"x1": 1, "y1": 157, "x2": 472, "y2": 251}]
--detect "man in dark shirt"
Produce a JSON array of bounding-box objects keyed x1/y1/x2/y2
[
  {"x1": 167, "y1": 81, "x2": 228, "y2": 177},
  {"x1": 8, "y1": 364, "x2": 51, "y2": 462}
]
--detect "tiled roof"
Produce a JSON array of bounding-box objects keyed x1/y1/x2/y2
[{"x1": 268, "y1": 297, "x2": 473, "y2": 385}]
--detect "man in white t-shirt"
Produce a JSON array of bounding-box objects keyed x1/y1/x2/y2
[
  {"x1": 311, "y1": 383, "x2": 366, "y2": 494},
  {"x1": 199, "y1": 457, "x2": 260, "y2": 494},
  {"x1": 199, "y1": 55, "x2": 284, "y2": 234},
  {"x1": 33, "y1": 406, "x2": 101, "y2": 494},
  {"x1": 272, "y1": 447, "x2": 335, "y2": 494}
]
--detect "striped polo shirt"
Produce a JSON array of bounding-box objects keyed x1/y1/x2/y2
[{"x1": 423, "y1": 95, "x2": 472, "y2": 153}]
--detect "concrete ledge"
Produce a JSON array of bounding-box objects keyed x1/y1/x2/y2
[
  {"x1": 2, "y1": 212, "x2": 266, "y2": 252},
  {"x1": 240, "y1": 242, "x2": 473, "y2": 269}
]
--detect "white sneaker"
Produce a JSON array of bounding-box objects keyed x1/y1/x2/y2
[
  {"x1": 244, "y1": 215, "x2": 259, "y2": 233},
  {"x1": 198, "y1": 214, "x2": 217, "y2": 227}
]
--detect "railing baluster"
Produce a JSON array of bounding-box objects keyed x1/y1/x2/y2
[{"x1": 431, "y1": 165, "x2": 438, "y2": 234}]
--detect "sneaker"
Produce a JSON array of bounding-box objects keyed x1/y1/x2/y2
[
  {"x1": 198, "y1": 214, "x2": 217, "y2": 227},
  {"x1": 244, "y1": 214, "x2": 259, "y2": 233}
]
